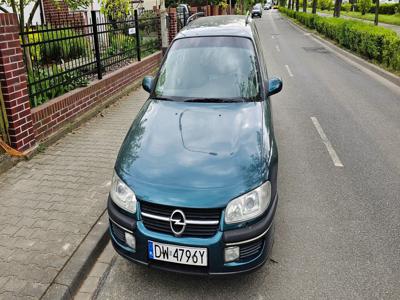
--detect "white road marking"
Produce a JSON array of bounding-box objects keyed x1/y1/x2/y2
[
  {"x1": 62, "y1": 243, "x2": 71, "y2": 251},
  {"x1": 311, "y1": 117, "x2": 344, "y2": 167},
  {"x1": 275, "y1": 45, "x2": 280, "y2": 52},
  {"x1": 285, "y1": 64, "x2": 294, "y2": 77}
]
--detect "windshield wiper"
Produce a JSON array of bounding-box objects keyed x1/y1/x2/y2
[{"x1": 183, "y1": 98, "x2": 245, "y2": 103}]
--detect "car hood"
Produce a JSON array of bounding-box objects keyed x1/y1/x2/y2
[{"x1": 115, "y1": 99, "x2": 269, "y2": 208}]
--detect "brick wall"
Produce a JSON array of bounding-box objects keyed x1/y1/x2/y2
[
  {"x1": 0, "y1": 14, "x2": 36, "y2": 151},
  {"x1": 31, "y1": 52, "x2": 162, "y2": 141},
  {"x1": 42, "y1": 0, "x2": 86, "y2": 26}
]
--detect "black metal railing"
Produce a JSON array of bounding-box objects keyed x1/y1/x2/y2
[{"x1": 20, "y1": 10, "x2": 160, "y2": 108}]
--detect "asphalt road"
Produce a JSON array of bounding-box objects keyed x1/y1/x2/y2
[{"x1": 95, "y1": 11, "x2": 400, "y2": 300}]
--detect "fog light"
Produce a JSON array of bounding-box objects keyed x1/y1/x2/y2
[
  {"x1": 224, "y1": 246, "x2": 239, "y2": 262},
  {"x1": 125, "y1": 232, "x2": 136, "y2": 249}
]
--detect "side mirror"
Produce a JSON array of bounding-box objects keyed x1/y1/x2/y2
[
  {"x1": 142, "y1": 76, "x2": 154, "y2": 93},
  {"x1": 267, "y1": 76, "x2": 283, "y2": 96}
]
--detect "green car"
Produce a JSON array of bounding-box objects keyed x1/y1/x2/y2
[{"x1": 108, "y1": 15, "x2": 283, "y2": 275}]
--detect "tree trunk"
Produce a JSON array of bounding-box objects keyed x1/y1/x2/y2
[
  {"x1": 295, "y1": 0, "x2": 299, "y2": 11},
  {"x1": 374, "y1": 0, "x2": 379, "y2": 25},
  {"x1": 333, "y1": 0, "x2": 342, "y2": 17},
  {"x1": 291, "y1": 0, "x2": 294, "y2": 10},
  {"x1": 337, "y1": 0, "x2": 342, "y2": 17},
  {"x1": 333, "y1": 0, "x2": 337, "y2": 16},
  {"x1": 303, "y1": 0, "x2": 307, "y2": 12},
  {"x1": 312, "y1": 0, "x2": 317, "y2": 13},
  {"x1": 288, "y1": 0, "x2": 291, "y2": 9}
]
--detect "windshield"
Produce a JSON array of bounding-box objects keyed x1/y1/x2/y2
[{"x1": 154, "y1": 36, "x2": 261, "y2": 102}]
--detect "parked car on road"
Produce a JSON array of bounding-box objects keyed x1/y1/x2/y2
[
  {"x1": 108, "y1": 15, "x2": 282, "y2": 275},
  {"x1": 177, "y1": 4, "x2": 191, "y2": 27},
  {"x1": 264, "y1": 2, "x2": 272, "y2": 9},
  {"x1": 252, "y1": 3, "x2": 263, "y2": 17}
]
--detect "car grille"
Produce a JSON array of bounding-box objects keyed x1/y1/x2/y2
[
  {"x1": 240, "y1": 238, "x2": 264, "y2": 259},
  {"x1": 140, "y1": 201, "x2": 221, "y2": 237},
  {"x1": 110, "y1": 221, "x2": 125, "y2": 244}
]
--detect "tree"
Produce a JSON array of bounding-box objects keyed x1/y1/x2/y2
[
  {"x1": 333, "y1": 0, "x2": 342, "y2": 17},
  {"x1": 374, "y1": 0, "x2": 379, "y2": 25},
  {"x1": 302, "y1": 0, "x2": 307, "y2": 12},
  {"x1": 287, "y1": 0, "x2": 291, "y2": 9},
  {"x1": 357, "y1": 0, "x2": 372, "y2": 15},
  {"x1": 295, "y1": 0, "x2": 299, "y2": 11},
  {"x1": 312, "y1": 0, "x2": 317, "y2": 13},
  {"x1": 100, "y1": 0, "x2": 132, "y2": 20}
]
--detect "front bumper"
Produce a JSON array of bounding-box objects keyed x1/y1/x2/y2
[{"x1": 108, "y1": 194, "x2": 278, "y2": 275}]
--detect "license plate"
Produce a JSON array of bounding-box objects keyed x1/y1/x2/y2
[{"x1": 148, "y1": 241, "x2": 207, "y2": 266}]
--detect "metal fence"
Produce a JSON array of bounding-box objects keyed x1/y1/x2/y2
[{"x1": 20, "y1": 10, "x2": 160, "y2": 108}]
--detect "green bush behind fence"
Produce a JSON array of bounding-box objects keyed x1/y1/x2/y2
[{"x1": 279, "y1": 7, "x2": 400, "y2": 72}]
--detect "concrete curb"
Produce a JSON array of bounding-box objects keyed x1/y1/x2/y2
[
  {"x1": 41, "y1": 211, "x2": 110, "y2": 300},
  {"x1": 283, "y1": 15, "x2": 400, "y2": 88}
]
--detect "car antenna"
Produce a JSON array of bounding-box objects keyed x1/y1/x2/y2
[{"x1": 245, "y1": 11, "x2": 251, "y2": 25}]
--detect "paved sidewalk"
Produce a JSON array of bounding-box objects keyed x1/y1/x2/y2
[{"x1": 0, "y1": 88, "x2": 148, "y2": 299}]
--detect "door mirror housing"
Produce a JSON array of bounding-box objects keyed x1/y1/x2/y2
[
  {"x1": 267, "y1": 76, "x2": 283, "y2": 96},
  {"x1": 142, "y1": 76, "x2": 154, "y2": 93}
]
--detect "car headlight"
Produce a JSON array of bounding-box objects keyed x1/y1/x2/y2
[
  {"x1": 110, "y1": 171, "x2": 137, "y2": 214},
  {"x1": 225, "y1": 181, "x2": 271, "y2": 224}
]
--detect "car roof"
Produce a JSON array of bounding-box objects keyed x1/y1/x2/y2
[{"x1": 175, "y1": 15, "x2": 254, "y2": 39}]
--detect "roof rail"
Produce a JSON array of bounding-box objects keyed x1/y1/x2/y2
[{"x1": 186, "y1": 12, "x2": 205, "y2": 25}]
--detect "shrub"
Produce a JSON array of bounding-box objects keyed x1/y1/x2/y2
[
  {"x1": 105, "y1": 34, "x2": 137, "y2": 57},
  {"x1": 37, "y1": 28, "x2": 90, "y2": 64},
  {"x1": 341, "y1": 3, "x2": 352, "y2": 12},
  {"x1": 370, "y1": 3, "x2": 399, "y2": 15},
  {"x1": 318, "y1": 0, "x2": 333, "y2": 10},
  {"x1": 278, "y1": 7, "x2": 400, "y2": 72},
  {"x1": 28, "y1": 66, "x2": 88, "y2": 107},
  {"x1": 357, "y1": 0, "x2": 372, "y2": 15}
]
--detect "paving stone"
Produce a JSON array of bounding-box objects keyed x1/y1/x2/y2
[
  {"x1": 0, "y1": 277, "x2": 10, "y2": 289},
  {"x1": 18, "y1": 282, "x2": 48, "y2": 298},
  {"x1": 0, "y1": 88, "x2": 148, "y2": 298},
  {"x1": 2, "y1": 277, "x2": 27, "y2": 293},
  {"x1": 0, "y1": 291, "x2": 19, "y2": 300}
]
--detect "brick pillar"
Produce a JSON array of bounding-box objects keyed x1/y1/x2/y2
[
  {"x1": 0, "y1": 14, "x2": 36, "y2": 151},
  {"x1": 168, "y1": 8, "x2": 177, "y2": 44},
  {"x1": 207, "y1": 5, "x2": 212, "y2": 16}
]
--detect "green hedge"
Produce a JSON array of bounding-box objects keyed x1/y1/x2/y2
[
  {"x1": 369, "y1": 3, "x2": 399, "y2": 15},
  {"x1": 279, "y1": 7, "x2": 400, "y2": 72},
  {"x1": 349, "y1": 3, "x2": 399, "y2": 14}
]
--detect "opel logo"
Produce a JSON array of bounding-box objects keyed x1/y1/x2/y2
[{"x1": 170, "y1": 209, "x2": 186, "y2": 236}]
